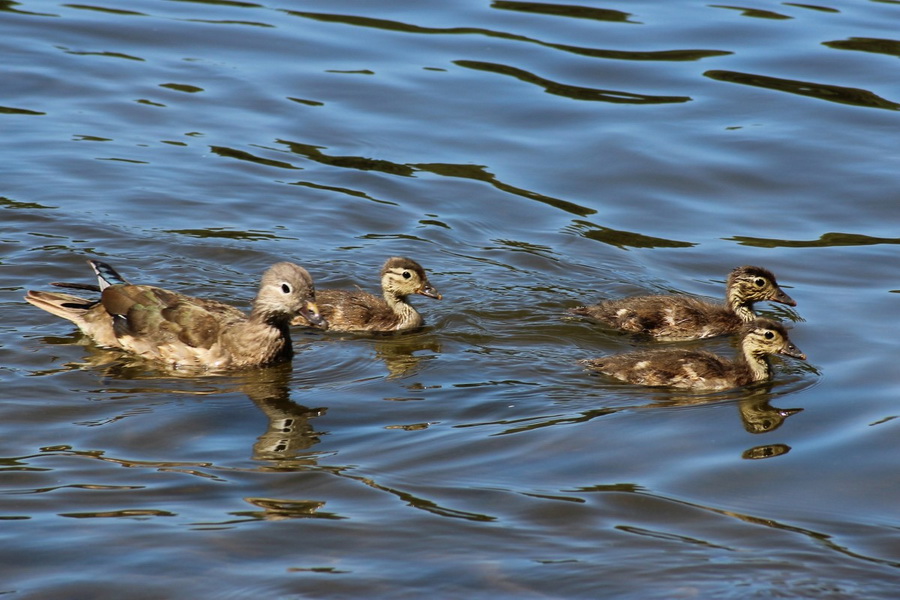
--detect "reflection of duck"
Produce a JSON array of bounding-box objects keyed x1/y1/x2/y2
[
  {"x1": 25, "y1": 259, "x2": 325, "y2": 371},
  {"x1": 294, "y1": 257, "x2": 441, "y2": 333},
  {"x1": 646, "y1": 385, "x2": 802, "y2": 434},
  {"x1": 242, "y1": 365, "x2": 326, "y2": 463},
  {"x1": 581, "y1": 318, "x2": 806, "y2": 392},
  {"x1": 737, "y1": 392, "x2": 802, "y2": 434},
  {"x1": 373, "y1": 335, "x2": 443, "y2": 379},
  {"x1": 742, "y1": 444, "x2": 791, "y2": 460},
  {"x1": 569, "y1": 266, "x2": 796, "y2": 341}
]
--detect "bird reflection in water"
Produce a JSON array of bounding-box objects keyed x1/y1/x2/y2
[
  {"x1": 371, "y1": 333, "x2": 442, "y2": 380},
  {"x1": 736, "y1": 388, "x2": 802, "y2": 435},
  {"x1": 650, "y1": 384, "x2": 801, "y2": 460},
  {"x1": 737, "y1": 387, "x2": 801, "y2": 460},
  {"x1": 238, "y1": 363, "x2": 327, "y2": 466}
]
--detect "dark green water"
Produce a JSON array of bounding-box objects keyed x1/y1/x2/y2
[{"x1": 2, "y1": 1, "x2": 899, "y2": 598}]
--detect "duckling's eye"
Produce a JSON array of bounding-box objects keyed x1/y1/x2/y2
[
  {"x1": 281, "y1": 283, "x2": 292, "y2": 294},
  {"x1": 754, "y1": 278, "x2": 766, "y2": 287},
  {"x1": 402, "y1": 271, "x2": 411, "y2": 279},
  {"x1": 764, "y1": 330, "x2": 775, "y2": 339}
]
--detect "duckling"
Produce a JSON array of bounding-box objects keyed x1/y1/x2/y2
[
  {"x1": 293, "y1": 256, "x2": 441, "y2": 333},
  {"x1": 569, "y1": 266, "x2": 796, "y2": 341},
  {"x1": 25, "y1": 259, "x2": 326, "y2": 371},
  {"x1": 580, "y1": 318, "x2": 806, "y2": 392}
]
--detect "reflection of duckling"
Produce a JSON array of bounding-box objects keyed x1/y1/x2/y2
[
  {"x1": 737, "y1": 393, "x2": 802, "y2": 434},
  {"x1": 25, "y1": 259, "x2": 325, "y2": 370},
  {"x1": 293, "y1": 257, "x2": 441, "y2": 333},
  {"x1": 742, "y1": 444, "x2": 791, "y2": 460},
  {"x1": 569, "y1": 266, "x2": 796, "y2": 341},
  {"x1": 581, "y1": 318, "x2": 806, "y2": 392},
  {"x1": 373, "y1": 335, "x2": 443, "y2": 379}
]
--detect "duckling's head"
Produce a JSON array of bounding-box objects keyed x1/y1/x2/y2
[
  {"x1": 255, "y1": 262, "x2": 326, "y2": 327},
  {"x1": 741, "y1": 318, "x2": 806, "y2": 360},
  {"x1": 380, "y1": 257, "x2": 442, "y2": 300},
  {"x1": 727, "y1": 265, "x2": 796, "y2": 315}
]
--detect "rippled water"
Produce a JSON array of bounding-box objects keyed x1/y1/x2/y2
[{"x1": 3, "y1": 1, "x2": 899, "y2": 598}]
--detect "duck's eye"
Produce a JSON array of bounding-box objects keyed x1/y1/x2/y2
[
  {"x1": 754, "y1": 278, "x2": 766, "y2": 287},
  {"x1": 281, "y1": 283, "x2": 292, "y2": 294},
  {"x1": 764, "y1": 330, "x2": 775, "y2": 339},
  {"x1": 402, "y1": 271, "x2": 411, "y2": 279}
]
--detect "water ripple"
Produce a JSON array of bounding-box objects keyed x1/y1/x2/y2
[
  {"x1": 455, "y1": 60, "x2": 692, "y2": 104},
  {"x1": 705, "y1": 69, "x2": 900, "y2": 110}
]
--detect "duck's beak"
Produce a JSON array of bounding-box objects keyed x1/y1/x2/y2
[
  {"x1": 772, "y1": 287, "x2": 796, "y2": 306},
  {"x1": 780, "y1": 341, "x2": 806, "y2": 360},
  {"x1": 418, "y1": 283, "x2": 442, "y2": 300},
  {"x1": 299, "y1": 300, "x2": 328, "y2": 329}
]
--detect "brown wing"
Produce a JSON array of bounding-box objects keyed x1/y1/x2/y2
[{"x1": 101, "y1": 285, "x2": 238, "y2": 349}]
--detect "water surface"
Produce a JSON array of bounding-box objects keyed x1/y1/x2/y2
[{"x1": 2, "y1": 1, "x2": 899, "y2": 598}]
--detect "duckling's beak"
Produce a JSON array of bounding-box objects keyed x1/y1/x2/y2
[
  {"x1": 299, "y1": 301, "x2": 328, "y2": 329},
  {"x1": 418, "y1": 284, "x2": 442, "y2": 300},
  {"x1": 772, "y1": 288, "x2": 796, "y2": 306},
  {"x1": 780, "y1": 341, "x2": 806, "y2": 360}
]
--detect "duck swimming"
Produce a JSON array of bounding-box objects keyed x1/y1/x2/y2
[
  {"x1": 292, "y1": 256, "x2": 441, "y2": 333},
  {"x1": 25, "y1": 259, "x2": 325, "y2": 371},
  {"x1": 569, "y1": 265, "x2": 796, "y2": 341},
  {"x1": 580, "y1": 318, "x2": 806, "y2": 392}
]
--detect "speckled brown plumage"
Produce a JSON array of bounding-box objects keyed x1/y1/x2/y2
[
  {"x1": 569, "y1": 266, "x2": 796, "y2": 341},
  {"x1": 292, "y1": 256, "x2": 441, "y2": 333},
  {"x1": 25, "y1": 259, "x2": 325, "y2": 371},
  {"x1": 580, "y1": 318, "x2": 806, "y2": 392}
]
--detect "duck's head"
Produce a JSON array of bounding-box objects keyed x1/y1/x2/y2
[
  {"x1": 727, "y1": 265, "x2": 796, "y2": 309},
  {"x1": 741, "y1": 318, "x2": 806, "y2": 360},
  {"x1": 255, "y1": 262, "x2": 327, "y2": 328},
  {"x1": 380, "y1": 256, "x2": 442, "y2": 301}
]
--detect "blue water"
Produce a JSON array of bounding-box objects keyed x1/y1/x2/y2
[{"x1": 2, "y1": 1, "x2": 899, "y2": 598}]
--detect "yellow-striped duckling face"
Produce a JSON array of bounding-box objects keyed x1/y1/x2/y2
[
  {"x1": 728, "y1": 265, "x2": 796, "y2": 307},
  {"x1": 741, "y1": 318, "x2": 806, "y2": 360},
  {"x1": 380, "y1": 257, "x2": 442, "y2": 301}
]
